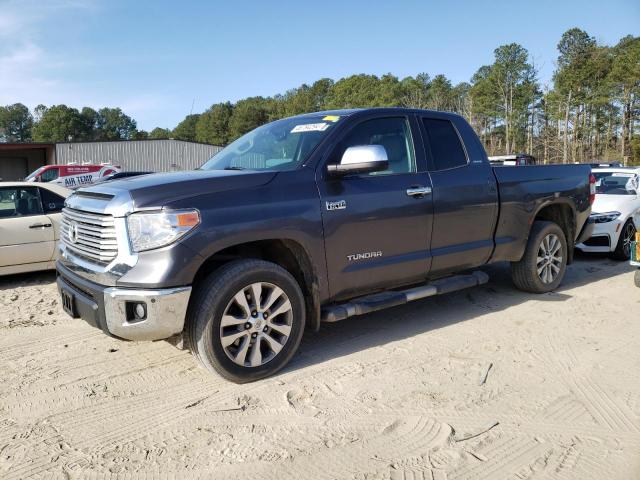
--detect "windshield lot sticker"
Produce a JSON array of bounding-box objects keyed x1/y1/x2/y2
[
  {"x1": 322, "y1": 115, "x2": 340, "y2": 122},
  {"x1": 291, "y1": 123, "x2": 330, "y2": 133}
]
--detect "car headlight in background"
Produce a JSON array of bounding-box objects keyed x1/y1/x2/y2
[
  {"x1": 127, "y1": 209, "x2": 200, "y2": 252},
  {"x1": 589, "y1": 211, "x2": 621, "y2": 223}
]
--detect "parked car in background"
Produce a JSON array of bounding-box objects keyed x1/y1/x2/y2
[
  {"x1": 631, "y1": 233, "x2": 640, "y2": 287},
  {"x1": 0, "y1": 182, "x2": 70, "y2": 276},
  {"x1": 488, "y1": 153, "x2": 536, "y2": 166},
  {"x1": 26, "y1": 164, "x2": 121, "y2": 189},
  {"x1": 56, "y1": 108, "x2": 594, "y2": 382},
  {"x1": 94, "y1": 171, "x2": 153, "y2": 183},
  {"x1": 576, "y1": 167, "x2": 640, "y2": 260}
]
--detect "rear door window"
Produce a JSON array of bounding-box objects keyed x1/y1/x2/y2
[
  {"x1": 40, "y1": 188, "x2": 66, "y2": 213},
  {"x1": 422, "y1": 118, "x2": 468, "y2": 171}
]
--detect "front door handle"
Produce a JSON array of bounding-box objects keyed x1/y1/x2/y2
[
  {"x1": 29, "y1": 223, "x2": 52, "y2": 229},
  {"x1": 406, "y1": 186, "x2": 432, "y2": 197}
]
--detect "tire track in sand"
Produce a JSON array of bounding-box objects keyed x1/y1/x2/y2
[{"x1": 540, "y1": 336, "x2": 640, "y2": 434}]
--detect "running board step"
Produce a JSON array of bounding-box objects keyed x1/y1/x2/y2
[{"x1": 321, "y1": 271, "x2": 489, "y2": 323}]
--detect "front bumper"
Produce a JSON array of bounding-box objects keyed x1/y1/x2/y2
[
  {"x1": 576, "y1": 220, "x2": 620, "y2": 253},
  {"x1": 56, "y1": 261, "x2": 191, "y2": 341}
]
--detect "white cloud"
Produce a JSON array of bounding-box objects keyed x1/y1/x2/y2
[
  {"x1": 0, "y1": 11, "x2": 23, "y2": 37},
  {"x1": 0, "y1": 0, "x2": 95, "y2": 38},
  {"x1": 0, "y1": 1, "x2": 79, "y2": 104},
  {"x1": 0, "y1": 0, "x2": 174, "y2": 129},
  {"x1": 0, "y1": 41, "x2": 61, "y2": 106}
]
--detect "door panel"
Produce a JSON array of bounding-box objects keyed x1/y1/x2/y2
[
  {"x1": 318, "y1": 116, "x2": 433, "y2": 300},
  {"x1": 321, "y1": 174, "x2": 433, "y2": 299},
  {"x1": 428, "y1": 164, "x2": 498, "y2": 273},
  {"x1": 40, "y1": 187, "x2": 67, "y2": 260},
  {"x1": 420, "y1": 117, "x2": 499, "y2": 275},
  {"x1": 46, "y1": 213, "x2": 63, "y2": 260},
  {"x1": 0, "y1": 215, "x2": 55, "y2": 266},
  {"x1": 0, "y1": 187, "x2": 54, "y2": 267}
]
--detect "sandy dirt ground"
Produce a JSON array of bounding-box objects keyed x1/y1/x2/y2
[{"x1": 1, "y1": 255, "x2": 639, "y2": 479}]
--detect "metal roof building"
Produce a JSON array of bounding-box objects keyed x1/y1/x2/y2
[{"x1": 0, "y1": 139, "x2": 223, "y2": 181}]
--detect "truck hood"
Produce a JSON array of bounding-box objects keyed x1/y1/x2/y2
[
  {"x1": 70, "y1": 170, "x2": 278, "y2": 213},
  {"x1": 592, "y1": 194, "x2": 639, "y2": 216}
]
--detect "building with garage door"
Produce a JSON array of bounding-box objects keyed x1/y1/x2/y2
[
  {"x1": 0, "y1": 139, "x2": 223, "y2": 181},
  {"x1": 0, "y1": 143, "x2": 55, "y2": 181}
]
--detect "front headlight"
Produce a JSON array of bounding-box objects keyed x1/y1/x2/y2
[
  {"x1": 127, "y1": 209, "x2": 200, "y2": 252},
  {"x1": 590, "y1": 211, "x2": 621, "y2": 223}
]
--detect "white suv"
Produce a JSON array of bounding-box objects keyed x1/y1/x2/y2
[{"x1": 577, "y1": 167, "x2": 640, "y2": 260}]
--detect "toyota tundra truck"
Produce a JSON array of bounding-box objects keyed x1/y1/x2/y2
[{"x1": 56, "y1": 108, "x2": 594, "y2": 382}]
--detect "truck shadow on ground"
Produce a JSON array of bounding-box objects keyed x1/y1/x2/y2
[
  {"x1": 0, "y1": 254, "x2": 631, "y2": 379},
  {"x1": 0, "y1": 270, "x2": 56, "y2": 291},
  {"x1": 285, "y1": 254, "x2": 634, "y2": 375}
]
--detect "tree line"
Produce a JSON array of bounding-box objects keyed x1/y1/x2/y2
[{"x1": 1, "y1": 28, "x2": 638, "y2": 164}]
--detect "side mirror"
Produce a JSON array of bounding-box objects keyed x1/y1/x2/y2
[{"x1": 327, "y1": 145, "x2": 389, "y2": 176}]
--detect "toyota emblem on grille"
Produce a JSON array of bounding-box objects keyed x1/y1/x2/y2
[{"x1": 69, "y1": 221, "x2": 79, "y2": 244}]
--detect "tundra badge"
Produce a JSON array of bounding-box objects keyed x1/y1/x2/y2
[{"x1": 347, "y1": 251, "x2": 383, "y2": 262}]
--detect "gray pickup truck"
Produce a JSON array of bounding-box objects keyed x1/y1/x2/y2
[{"x1": 56, "y1": 108, "x2": 594, "y2": 382}]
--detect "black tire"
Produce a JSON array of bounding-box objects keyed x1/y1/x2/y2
[
  {"x1": 610, "y1": 219, "x2": 635, "y2": 261},
  {"x1": 186, "y1": 259, "x2": 306, "y2": 383},
  {"x1": 511, "y1": 221, "x2": 568, "y2": 293}
]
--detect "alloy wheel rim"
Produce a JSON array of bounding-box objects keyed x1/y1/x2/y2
[
  {"x1": 622, "y1": 224, "x2": 635, "y2": 257},
  {"x1": 219, "y1": 282, "x2": 293, "y2": 367},
  {"x1": 537, "y1": 233, "x2": 563, "y2": 284}
]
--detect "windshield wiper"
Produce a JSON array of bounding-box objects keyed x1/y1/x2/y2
[{"x1": 224, "y1": 166, "x2": 246, "y2": 170}]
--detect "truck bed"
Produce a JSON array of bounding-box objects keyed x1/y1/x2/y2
[{"x1": 491, "y1": 164, "x2": 592, "y2": 263}]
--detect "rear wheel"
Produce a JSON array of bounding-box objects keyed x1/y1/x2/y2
[
  {"x1": 611, "y1": 220, "x2": 635, "y2": 261},
  {"x1": 186, "y1": 259, "x2": 306, "y2": 383},
  {"x1": 511, "y1": 221, "x2": 568, "y2": 293}
]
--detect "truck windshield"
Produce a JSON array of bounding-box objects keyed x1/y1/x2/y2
[
  {"x1": 25, "y1": 167, "x2": 45, "y2": 181},
  {"x1": 200, "y1": 115, "x2": 341, "y2": 171}
]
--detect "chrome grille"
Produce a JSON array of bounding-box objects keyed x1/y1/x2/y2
[{"x1": 61, "y1": 208, "x2": 118, "y2": 264}]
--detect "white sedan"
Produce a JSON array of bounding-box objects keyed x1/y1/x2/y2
[
  {"x1": 576, "y1": 167, "x2": 640, "y2": 260},
  {"x1": 0, "y1": 182, "x2": 71, "y2": 276}
]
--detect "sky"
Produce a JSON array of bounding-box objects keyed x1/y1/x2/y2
[{"x1": 1, "y1": 0, "x2": 638, "y2": 131}]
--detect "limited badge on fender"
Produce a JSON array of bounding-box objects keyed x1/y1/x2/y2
[{"x1": 326, "y1": 200, "x2": 346, "y2": 211}]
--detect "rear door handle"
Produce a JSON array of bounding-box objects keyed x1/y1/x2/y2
[
  {"x1": 29, "y1": 223, "x2": 52, "y2": 229},
  {"x1": 406, "y1": 186, "x2": 432, "y2": 197}
]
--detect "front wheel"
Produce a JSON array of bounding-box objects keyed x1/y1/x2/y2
[
  {"x1": 611, "y1": 220, "x2": 635, "y2": 261},
  {"x1": 186, "y1": 259, "x2": 306, "y2": 383},
  {"x1": 511, "y1": 221, "x2": 568, "y2": 293}
]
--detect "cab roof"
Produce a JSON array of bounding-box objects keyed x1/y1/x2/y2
[{"x1": 292, "y1": 107, "x2": 462, "y2": 119}]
